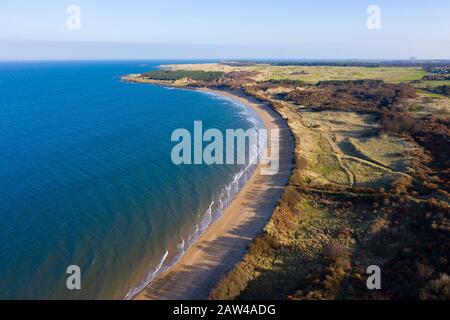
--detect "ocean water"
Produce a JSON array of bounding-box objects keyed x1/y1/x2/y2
[{"x1": 0, "y1": 61, "x2": 263, "y2": 299}]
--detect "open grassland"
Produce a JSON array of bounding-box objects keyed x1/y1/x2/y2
[
  {"x1": 251, "y1": 65, "x2": 426, "y2": 83},
  {"x1": 164, "y1": 63, "x2": 426, "y2": 84},
  {"x1": 404, "y1": 92, "x2": 450, "y2": 119},
  {"x1": 274, "y1": 106, "x2": 415, "y2": 189}
]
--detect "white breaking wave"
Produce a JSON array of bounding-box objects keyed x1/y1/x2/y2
[{"x1": 124, "y1": 250, "x2": 169, "y2": 300}]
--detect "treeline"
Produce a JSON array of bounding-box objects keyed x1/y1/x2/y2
[
  {"x1": 142, "y1": 70, "x2": 223, "y2": 82},
  {"x1": 224, "y1": 60, "x2": 450, "y2": 68},
  {"x1": 317, "y1": 79, "x2": 384, "y2": 87},
  {"x1": 423, "y1": 66, "x2": 450, "y2": 74},
  {"x1": 427, "y1": 85, "x2": 450, "y2": 96},
  {"x1": 268, "y1": 79, "x2": 306, "y2": 86},
  {"x1": 422, "y1": 74, "x2": 450, "y2": 81}
]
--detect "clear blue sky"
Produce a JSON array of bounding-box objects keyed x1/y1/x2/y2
[{"x1": 1, "y1": 0, "x2": 449, "y2": 60}]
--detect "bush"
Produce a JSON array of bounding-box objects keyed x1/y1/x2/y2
[
  {"x1": 427, "y1": 85, "x2": 450, "y2": 96},
  {"x1": 325, "y1": 243, "x2": 351, "y2": 262},
  {"x1": 420, "y1": 274, "x2": 450, "y2": 300},
  {"x1": 268, "y1": 79, "x2": 306, "y2": 86},
  {"x1": 383, "y1": 114, "x2": 423, "y2": 134},
  {"x1": 249, "y1": 236, "x2": 271, "y2": 256},
  {"x1": 391, "y1": 176, "x2": 413, "y2": 194},
  {"x1": 143, "y1": 70, "x2": 223, "y2": 82},
  {"x1": 281, "y1": 186, "x2": 301, "y2": 208},
  {"x1": 298, "y1": 156, "x2": 309, "y2": 171}
]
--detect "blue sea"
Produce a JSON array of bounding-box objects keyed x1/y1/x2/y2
[{"x1": 0, "y1": 61, "x2": 263, "y2": 299}]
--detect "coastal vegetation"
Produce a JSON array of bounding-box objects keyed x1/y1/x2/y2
[
  {"x1": 163, "y1": 63, "x2": 427, "y2": 84},
  {"x1": 142, "y1": 70, "x2": 224, "y2": 82},
  {"x1": 130, "y1": 62, "x2": 450, "y2": 300}
]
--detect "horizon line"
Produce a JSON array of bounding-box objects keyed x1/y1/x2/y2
[{"x1": 1, "y1": 58, "x2": 450, "y2": 63}]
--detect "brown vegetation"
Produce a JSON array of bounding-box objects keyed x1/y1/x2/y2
[{"x1": 276, "y1": 80, "x2": 416, "y2": 112}]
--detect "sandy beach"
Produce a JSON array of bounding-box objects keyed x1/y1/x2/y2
[{"x1": 134, "y1": 87, "x2": 295, "y2": 300}]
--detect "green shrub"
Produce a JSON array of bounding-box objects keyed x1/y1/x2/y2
[{"x1": 143, "y1": 70, "x2": 224, "y2": 82}]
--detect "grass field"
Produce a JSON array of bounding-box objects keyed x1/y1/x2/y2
[
  {"x1": 165, "y1": 63, "x2": 426, "y2": 84},
  {"x1": 286, "y1": 109, "x2": 413, "y2": 189},
  {"x1": 413, "y1": 80, "x2": 450, "y2": 90},
  {"x1": 251, "y1": 65, "x2": 426, "y2": 83},
  {"x1": 405, "y1": 91, "x2": 450, "y2": 119}
]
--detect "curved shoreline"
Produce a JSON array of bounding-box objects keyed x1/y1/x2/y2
[{"x1": 132, "y1": 86, "x2": 295, "y2": 300}]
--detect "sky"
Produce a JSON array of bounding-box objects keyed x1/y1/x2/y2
[{"x1": 1, "y1": 0, "x2": 449, "y2": 60}]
